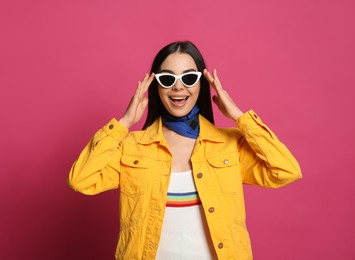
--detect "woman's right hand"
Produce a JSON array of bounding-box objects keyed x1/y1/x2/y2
[{"x1": 119, "y1": 73, "x2": 155, "y2": 129}]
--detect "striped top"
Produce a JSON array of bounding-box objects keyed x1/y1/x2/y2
[
  {"x1": 166, "y1": 191, "x2": 202, "y2": 207},
  {"x1": 156, "y1": 170, "x2": 217, "y2": 260}
]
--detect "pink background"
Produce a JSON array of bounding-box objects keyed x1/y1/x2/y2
[{"x1": 1, "y1": 0, "x2": 354, "y2": 259}]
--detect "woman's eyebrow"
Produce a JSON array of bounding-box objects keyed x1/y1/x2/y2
[
  {"x1": 158, "y1": 68, "x2": 197, "y2": 74},
  {"x1": 183, "y1": 69, "x2": 197, "y2": 73},
  {"x1": 158, "y1": 69, "x2": 174, "y2": 73}
]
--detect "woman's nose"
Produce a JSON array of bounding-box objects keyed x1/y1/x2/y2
[{"x1": 172, "y1": 79, "x2": 184, "y2": 90}]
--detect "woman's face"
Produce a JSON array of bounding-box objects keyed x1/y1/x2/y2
[{"x1": 158, "y1": 52, "x2": 201, "y2": 117}]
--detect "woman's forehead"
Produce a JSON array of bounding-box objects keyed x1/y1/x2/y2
[{"x1": 160, "y1": 53, "x2": 198, "y2": 74}]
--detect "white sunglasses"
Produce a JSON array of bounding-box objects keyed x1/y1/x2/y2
[{"x1": 155, "y1": 71, "x2": 202, "y2": 88}]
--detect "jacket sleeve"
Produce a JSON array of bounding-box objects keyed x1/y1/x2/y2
[
  {"x1": 236, "y1": 110, "x2": 302, "y2": 188},
  {"x1": 68, "y1": 118, "x2": 128, "y2": 195}
]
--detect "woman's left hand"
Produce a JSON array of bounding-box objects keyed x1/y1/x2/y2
[{"x1": 203, "y1": 69, "x2": 244, "y2": 121}]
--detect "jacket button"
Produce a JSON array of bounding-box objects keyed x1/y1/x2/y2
[
  {"x1": 133, "y1": 160, "x2": 139, "y2": 165},
  {"x1": 109, "y1": 124, "x2": 114, "y2": 129},
  {"x1": 208, "y1": 207, "x2": 215, "y2": 213},
  {"x1": 223, "y1": 159, "x2": 229, "y2": 165},
  {"x1": 218, "y1": 243, "x2": 224, "y2": 249},
  {"x1": 197, "y1": 172, "x2": 203, "y2": 178}
]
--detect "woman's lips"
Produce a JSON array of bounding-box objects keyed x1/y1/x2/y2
[{"x1": 169, "y1": 96, "x2": 189, "y2": 107}]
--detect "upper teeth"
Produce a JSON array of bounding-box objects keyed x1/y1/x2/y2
[{"x1": 171, "y1": 97, "x2": 185, "y2": 100}]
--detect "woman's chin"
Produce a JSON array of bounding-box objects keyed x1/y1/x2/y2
[{"x1": 166, "y1": 107, "x2": 192, "y2": 117}]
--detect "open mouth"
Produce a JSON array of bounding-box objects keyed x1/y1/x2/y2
[{"x1": 169, "y1": 96, "x2": 189, "y2": 102}]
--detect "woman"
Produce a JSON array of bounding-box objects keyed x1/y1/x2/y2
[{"x1": 68, "y1": 41, "x2": 302, "y2": 259}]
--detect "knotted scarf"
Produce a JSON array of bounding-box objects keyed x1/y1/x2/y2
[{"x1": 162, "y1": 106, "x2": 200, "y2": 139}]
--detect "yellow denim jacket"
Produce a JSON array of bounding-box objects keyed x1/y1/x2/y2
[{"x1": 68, "y1": 110, "x2": 302, "y2": 260}]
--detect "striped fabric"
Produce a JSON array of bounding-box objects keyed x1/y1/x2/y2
[{"x1": 166, "y1": 191, "x2": 201, "y2": 207}]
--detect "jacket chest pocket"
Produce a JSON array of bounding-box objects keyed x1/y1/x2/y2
[
  {"x1": 120, "y1": 154, "x2": 152, "y2": 197},
  {"x1": 207, "y1": 152, "x2": 241, "y2": 194}
]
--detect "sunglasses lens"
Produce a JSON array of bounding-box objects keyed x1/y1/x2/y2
[
  {"x1": 159, "y1": 75, "x2": 175, "y2": 87},
  {"x1": 182, "y1": 73, "x2": 199, "y2": 86}
]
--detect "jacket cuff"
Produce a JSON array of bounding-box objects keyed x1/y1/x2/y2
[
  {"x1": 102, "y1": 118, "x2": 129, "y2": 140},
  {"x1": 236, "y1": 110, "x2": 277, "y2": 140},
  {"x1": 236, "y1": 110, "x2": 262, "y2": 130}
]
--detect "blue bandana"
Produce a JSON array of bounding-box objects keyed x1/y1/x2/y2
[{"x1": 162, "y1": 106, "x2": 200, "y2": 139}]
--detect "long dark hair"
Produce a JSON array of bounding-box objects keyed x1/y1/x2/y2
[{"x1": 143, "y1": 41, "x2": 214, "y2": 129}]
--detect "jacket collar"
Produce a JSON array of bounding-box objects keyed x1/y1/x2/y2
[
  {"x1": 197, "y1": 115, "x2": 224, "y2": 143},
  {"x1": 139, "y1": 117, "x2": 165, "y2": 145},
  {"x1": 138, "y1": 115, "x2": 224, "y2": 145}
]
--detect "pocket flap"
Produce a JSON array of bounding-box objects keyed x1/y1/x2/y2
[
  {"x1": 121, "y1": 154, "x2": 152, "y2": 168},
  {"x1": 207, "y1": 152, "x2": 239, "y2": 168}
]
